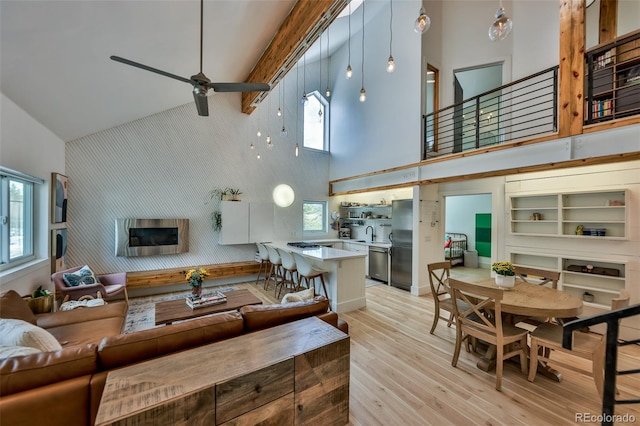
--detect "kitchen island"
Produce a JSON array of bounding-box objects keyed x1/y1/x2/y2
[{"x1": 267, "y1": 242, "x2": 367, "y2": 313}]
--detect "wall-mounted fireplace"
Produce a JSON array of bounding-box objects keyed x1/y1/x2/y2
[{"x1": 115, "y1": 218, "x2": 189, "y2": 257}]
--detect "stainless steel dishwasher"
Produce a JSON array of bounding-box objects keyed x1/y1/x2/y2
[{"x1": 368, "y1": 246, "x2": 389, "y2": 283}]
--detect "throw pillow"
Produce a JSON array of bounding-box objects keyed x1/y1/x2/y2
[
  {"x1": 281, "y1": 287, "x2": 314, "y2": 304},
  {"x1": 0, "y1": 318, "x2": 62, "y2": 352},
  {"x1": 62, "y1": 265, "x2": 100, "y2": 287},
  {"x1": 0, "y1": 345, "x2": 41, "y2": 359}
]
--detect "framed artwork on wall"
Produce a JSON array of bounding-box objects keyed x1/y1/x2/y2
[
  {"x1": 52, "y1": 172, "x2": 68, "y2": 224},
  {"x1": 51, "y1": 228, "x2": 68, "y2": 273}
]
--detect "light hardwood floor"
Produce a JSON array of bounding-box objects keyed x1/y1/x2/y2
[{"x1": 236, "y1": 271, "x2": 640, "y2": 426}]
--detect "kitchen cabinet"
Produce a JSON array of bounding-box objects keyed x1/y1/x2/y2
[{"x1": 219, "y1": 201, "x2": 274, "y2": 245}]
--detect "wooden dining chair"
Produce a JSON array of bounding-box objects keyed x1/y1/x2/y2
[
  {"x1": 528, "y1": 289, "x2": 630, "y2": 397},
  {"x1": 514, "y1": 266, "x2": 560, "y2": 289},
  {"x1": 449, "y1": 278, "x2": 529, "y2": 391},
  {"x1": 427, "y1": 261, "x2": 469, "y2": 334}
]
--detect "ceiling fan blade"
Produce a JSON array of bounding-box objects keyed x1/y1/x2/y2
[
  {"x1": 193, "y1": 91, "x2": 209, "y2": 116},
  {"x1": 206, "y1": 82, "x2": 271, "y2": 93},
  {"x1": 111, "y1": 56, "x2": 194, "y2": 85}
]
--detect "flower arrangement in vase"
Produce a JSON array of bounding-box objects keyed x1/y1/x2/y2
[
  {"x1": 491, "y1": 261, "x2": 515, "y2": 289},
  {"x1": 183, "y1": 268, "x2": 210, "y2": 299}
]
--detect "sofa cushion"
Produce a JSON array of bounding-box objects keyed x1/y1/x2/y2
[
  {"x1": 240, "y1": 296, "x2": 330, "y2": 332},
  {"x1": 97, "y1": 311, "x2": 244, "y2": 370},
  {"x1": 0, "y1": 344, "x2": 97, "y2": 397},
  {"x1": 0, "y1": 319, "x2": 62, "y2": 352},
  {"x1": 0, "y1": 345, "x2": 42, "y2": 359},
  {"x1": 0, "y1": 290, "x2": 37, "y2": 325},
  {"x1": 281, "y1": 287, "x2": 314, "y2": 304},
  {"x1": 62, "y1": 265, "x2": 100, "y2": 287},
  {"x1": 46, "y1": 317, "x2": 126, "y2": 348},
  {"x1": 36, "y1": 301, "x2": 128, "y2": 329}
]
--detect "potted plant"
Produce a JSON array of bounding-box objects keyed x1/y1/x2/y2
[
  {"x1": 227, "y1": 188, "x2": 242, "y2": 201},
  {"x1": 25, "y1": 286, "x2": 53, "y2": 313},
  {"x1": 491, "y1": 261, "x2": 516, "y2": 289},
  {"x1": 183, "y1": 268, "x2": 210, "y2": 299}
]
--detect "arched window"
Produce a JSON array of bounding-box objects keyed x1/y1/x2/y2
[{"x1": 303, "y1": 91, "x2": 329, "y2": 151}]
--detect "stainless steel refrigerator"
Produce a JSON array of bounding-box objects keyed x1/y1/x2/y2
[{"x1": 390, "y1": 199, "x2": 412, "y2": 291}]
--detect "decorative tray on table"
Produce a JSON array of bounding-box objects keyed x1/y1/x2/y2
[{"x1": 186, "y1": 291, "x2": 227, "y2": 309}]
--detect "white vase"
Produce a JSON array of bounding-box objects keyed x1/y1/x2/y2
[{"x1": 495, "y1": 274, "x2": 515, "y2": 289}]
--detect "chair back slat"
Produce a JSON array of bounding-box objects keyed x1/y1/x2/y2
[
  {"x1": 428, "y1": 261, "x2": 451, "y2": 297},
  {"x1": 449, "y1": 278, "x2": 504, "y2": 336},
  {"x1": 514, "y1": 266, "x2": 560, "y2": 289}
]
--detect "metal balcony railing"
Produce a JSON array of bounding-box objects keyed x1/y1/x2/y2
[
  {"x1": 563, "y1": 304, "x2": 640, "y2": 426},
  {"x1": 423, "y1": 66, "x2": 559, "y2": 160}
]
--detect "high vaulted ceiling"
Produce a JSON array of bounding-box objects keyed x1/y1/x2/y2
[{"x1": 2, "y1": 0, "x2": 338, "y2": 142}]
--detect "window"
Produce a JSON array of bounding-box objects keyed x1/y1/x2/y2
[
  {"x1": 303, "y1": 201, "x2": 327, "y2": 233},
  {"x1": 303, "y1": 91, "x2": 329, "y2": 151},
  {"x1": 0, "y1": 167, "x2": 40, "y2": 270}
]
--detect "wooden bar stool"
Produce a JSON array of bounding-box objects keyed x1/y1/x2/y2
[
  {"x1": 255, "y1": 242, "x2": 271, "y2": 286},
  {"x1": 277, "y1": 248, "x2": 299, "y2": 299},
  {"x1": 264, "y1": 245, "x2": 284, "y2": 292},
  {"x1": 292, "y1": 252, "x2": 330, "y2": 309}
]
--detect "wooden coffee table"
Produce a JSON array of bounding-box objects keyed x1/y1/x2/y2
[{"x1": 155, "y1": 289, "x2": 262, "y2": 325}]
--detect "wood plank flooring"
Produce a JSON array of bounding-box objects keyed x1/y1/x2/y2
[{"x1": 232, "y1": 272, "x2": 640, "y2": 425}]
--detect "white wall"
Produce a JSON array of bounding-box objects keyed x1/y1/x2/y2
[
  {"x1": 65, "y1": 93, "x2": 330, "y2": 275},
  {"x1": 444, "y1": 193, "x2": 492, "y2": 265},
  {"x1": 0, "y1": 93, "x2": 65, "y2": 295},
  {"x1": 328, "y1": 0, "x2": 422, "y2": 180}
]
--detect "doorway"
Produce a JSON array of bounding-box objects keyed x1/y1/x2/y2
[
  {"x1": 453, "y1": 63, "x2": 503, "y2": 152},
  {"x1": 444, "y1": 193, "x2": 492, "y2": 269}
]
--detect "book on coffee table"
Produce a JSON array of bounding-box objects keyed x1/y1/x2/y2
[{"x1": 186, "y1": 291, "x2": 227, "y2": 309}]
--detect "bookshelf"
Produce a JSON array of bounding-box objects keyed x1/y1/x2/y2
[{"x1": 585, "y1": 29, "x2": 640, "y2": 124}]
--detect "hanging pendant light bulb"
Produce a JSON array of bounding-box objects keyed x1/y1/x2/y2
[
  {"x1": 295, "y1": 143, "x2": 300, "y2": 157},
  {"x1": 280, "y1": 77, "x2": 287, "y2": 137},
  {"x1": 346, "y1": 2, "x2": 352, "y2": 79},
  {"x1": 488, "y1": 1, "x2": 513, "y2": 41},
  {"x1": 325, "y1": 27, "x2": 331, "y2": 97},
  {"x1": 277, "y1": 107, "x2": 282, "y2": 117},
  {"x1": 266, "y1": 93, "x2": 273, "y2": 149},
  {"x1": 257, "y1": 152, "x2": 261, "y2": 159},
  {"x1": 387, "y1": 0, "x2": 395, "y2": 73},
  {"x1": 414, "y1": 7, "x2": 430, "y2": 34},
  {"x1": 301, "y1": 54, "x2": 309, "y2": 105},
  {"x1": 359, "y1": 0, "x2": 366, "y2": 103},
  {"x1": 250, "y1": 143, "x2": 254, "y2": 150}
]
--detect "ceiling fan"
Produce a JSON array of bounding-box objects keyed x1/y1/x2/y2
[{"x1": 110, "y1": 0, "x2": 270, "y2": 116}]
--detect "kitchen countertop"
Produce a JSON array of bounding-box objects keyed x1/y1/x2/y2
[
  {"x1": 268, "y1": 241, "x2": 367, "y2": 261},
  {"x1": 308, "y1": 238, "x2": 391, "y2": 249}
]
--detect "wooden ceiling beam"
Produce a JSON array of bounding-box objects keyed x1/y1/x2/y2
[{"x1": 241, "y1": 0, "x2": 348, "y2": 114}]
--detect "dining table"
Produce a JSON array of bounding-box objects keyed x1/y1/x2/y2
[{"x1": 457, "y1": 276, "x2": 584, "y2": 381}]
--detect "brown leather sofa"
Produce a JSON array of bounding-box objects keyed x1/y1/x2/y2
[{"x1": 0, "y1": 290, "x2": 348, "y2": 426}]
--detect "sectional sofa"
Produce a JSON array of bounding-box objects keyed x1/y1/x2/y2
[{"x1": 0, "y1": 289, "x2": 348, "y2": 426}]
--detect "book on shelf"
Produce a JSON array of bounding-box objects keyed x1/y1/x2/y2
[
  {"x1": 186, "y1": 291, "x2": 227, "y2": 309},
  {"x1": 593, "y1": 50, "x2": 614, "y2": 70}
]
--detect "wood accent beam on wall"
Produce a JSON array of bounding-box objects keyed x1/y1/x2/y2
[
  {"x1": 241, "y1": 0, "x2": 347, "y2": 114},
  {"x1": 558, "y1": 0, "x2": 586, "y2": 138},
  {"x1": 599, "y1": 0, "x2": 618, "y2": 44}
]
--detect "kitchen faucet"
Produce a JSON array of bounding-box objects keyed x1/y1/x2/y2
[{"x1": 366, "y1": 226, "x2": 375, "y2": 243}]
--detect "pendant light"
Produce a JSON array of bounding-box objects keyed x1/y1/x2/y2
[
  {"x1": 414, "y1": 7, "x2": 430, "y2": 34},
  {"x1": 387, "y1": 0, "x2": 395, "y2": 73},
  {"x1": 325, "y1": 27, "x2": 331, "y2": 97},
  {"x1": 346, "y1": 2, "x2": 353, "y2": 79},
  {"x1": 295, "y1": 63, "x2": 301, "y2": 157},
  {"x1": 488, "y1": 0, "x2": 513, "y2": 41},
  {"x1": 301, "y1": 54, "x2": 308, "y2": 105},
  {"x1": 359, "y1": 0, "x2": 366, "y2": 102},
  {"x1": 266, "y1": 92, "x2": 273, "y2": 150},
  {"x1": 318, "y1": 35, "x2": 324, "y2": 121},
  {"x1": 281, "y1": 77, "x2": 288, "y2": 137}
]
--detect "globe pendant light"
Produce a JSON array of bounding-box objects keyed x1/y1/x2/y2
[
  {"x1": 488, "y1": 0, "x2": 513, "y2": 41},
  {"x1": 359, "y1": 0, "x2": 366, "y2": 102},
  {"x1": 346, "y1": 2, "x2": 353, "y2": 79},
  {"x1": 414, "y1": 7, "x2": 430, "y2": 34},
  {"x1": 387, "y1": 0, "x2": 395, "y2": 73}
]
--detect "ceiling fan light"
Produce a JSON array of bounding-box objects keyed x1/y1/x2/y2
[
  {"x1": 414, "y1": 8, "x2": 430, "y2": 34},
  {"x1": 488, "y1": 7, "x2": 513, "y2": 41}
]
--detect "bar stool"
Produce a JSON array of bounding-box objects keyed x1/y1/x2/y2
[
  {"x1": 264, "y1": 245, "x2": 284, "y2": 292},
  {"x1": 255, "y1": 242, "x2": 271, "y2": 286},
  {"x1": 277, "y1": 248, "x2": 299, "y2": 299},
  {"x1": 292, "y1": 252, "x2": 330, "y2": 309}
]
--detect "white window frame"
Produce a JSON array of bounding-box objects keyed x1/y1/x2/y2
[
  {"x1": 0, "y1": 168, "x2": 40, "y2": 271},
  {"x1": 302, "y1": 200, "x2": 328, "y2": 234},
  {"x1": 303, "y1": 90, "x2": 330, "y2": 152}
]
